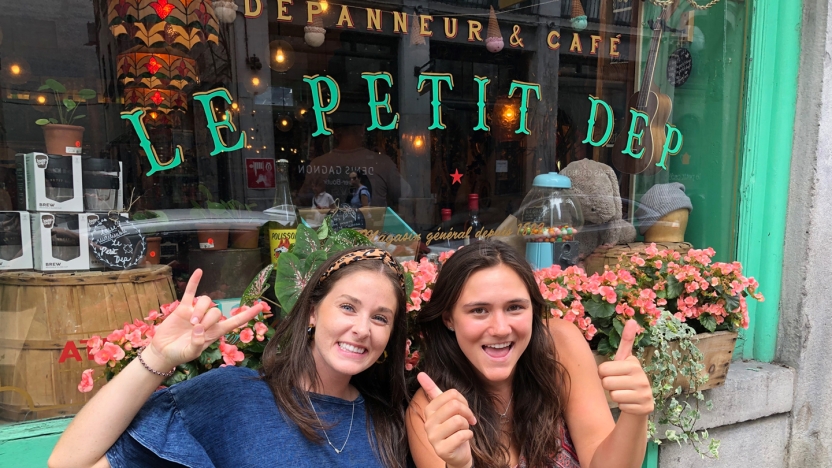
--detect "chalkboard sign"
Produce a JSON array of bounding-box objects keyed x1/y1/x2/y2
[
  {"x1": 87, "y1": 214, "x2": 146, "y2": 270},
  {"x1": 668, "y1": 48, "x2": 693, "y2": 87},
  {"x1": 329, "y1": 205, "x2": 366, "y2": 231}
]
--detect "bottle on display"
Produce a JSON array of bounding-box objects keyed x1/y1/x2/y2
[
  {"x1": 463, "y1": 194, "x2": 482, "y2": 245},
  {"x1": 268, "y1": 159, "x2": 298, "y2": 264},
  {"x1": 441, "y1": 208, "x2": 453, "y2": 249}
]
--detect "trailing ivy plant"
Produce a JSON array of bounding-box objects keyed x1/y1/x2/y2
[
  {"x1": 239, "y1": 216, "x2": 374, "y2": 315},
  {"x1": 637, "y1": 310, "x2": 720, "y2": 459}
]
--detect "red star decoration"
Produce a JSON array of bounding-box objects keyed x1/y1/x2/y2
[{"x1": 450, "y1": 169, "x2": 464, "y2": 184}]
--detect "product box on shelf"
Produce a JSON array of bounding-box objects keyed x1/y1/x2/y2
[
  {"x1": 30, "y1": 212, "x2": 89, "y2": 271},
  {"x1": 16, "y1": 153, "x2": 84, "y2": 212},
  {"x1": 0, "y1": 211, "x2": 33, "y2": 270},
  {"x1": 82, "y1": 158, "x2": 123, "y2": 212}
]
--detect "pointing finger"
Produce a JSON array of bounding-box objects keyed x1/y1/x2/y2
[
  {"x1": 615, "y1": 320, "x2": 639, "y2": 361},
  {"x1": 181, "y1": 269, "x2": 202, "y2": 305},
  {"x1": 213, "y1": 304, "x2": 264, "y2": 338},
  {"x1": 417, "y1": 372, "x2": 444, "y2": 401}
]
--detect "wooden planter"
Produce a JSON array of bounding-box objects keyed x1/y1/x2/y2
[
  {"x1": 594, "y1": 331, "x2": 738, "y2": 407},
  {"x1": 583, "y1": 242, "x2": 693, "y2": 276},
  {"x1": 0, "y1": 266, "x2": 175, "y2": 421}
]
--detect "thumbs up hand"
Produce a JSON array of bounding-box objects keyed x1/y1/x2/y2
[
  {"x1": 417, "y1": 372, "x2": 477, "y2": 468},
  {"x1": 597, "y1": 320, "x2": 654, "y2": 416}
]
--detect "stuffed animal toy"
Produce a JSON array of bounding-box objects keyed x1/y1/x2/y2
[{"x1": 560, "y1": 159, "x2": 636, "y2": 258}]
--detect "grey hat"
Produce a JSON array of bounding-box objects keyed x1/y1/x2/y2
[{"x1": 635, "y1": 182, "x2": 692, "y2": 235}]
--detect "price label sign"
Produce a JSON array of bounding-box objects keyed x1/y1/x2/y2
[{"x1": 87, "y1": 214, "x2": 147, "y2": 270}]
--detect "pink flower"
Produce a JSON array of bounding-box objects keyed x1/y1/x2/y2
[
  {"x1": 584, "y1": 324, "x2": 597, "y2": 340},
  {"x1": 86, "y1": 336, "x2": 103, "y2": 355},
  {"x1": 438, "y1": 250, "x2": 456, "y2": 263},
  {"x1": 615, "y1": 303, "x2": 635, "y2": 317},
  {"x1": 254, "y1": 322, "x2": 268, "y2": 339},
  {"x1": 255, "y1": 300, "x2": 271, "y2": 312},
  {"x1": 146, "y1": 310, "x2": 161, "y2": 321},
  {"x1": 106, "y1": 329, "x2": 126, "y2": 344},
  {"x1": 78, "y1": 369, "x2": 94, "y2": 393},
  {"x1": 219, "y1": 339, "x2": 244, "y2": 366},
  {"x1": 94, "y1": 342, "x2": 126, "y2": 365},
  {"x1": 161, "y1": 301, "x2": 180, "y2": 317},
  {"x1": 405, "y1": 350, "x2": 420, "y2": 371},
  {"x1": 598, "y1": 286, "x2": 617, "y2": 304},
  {"x1": 239, "y1": 328, "x2": 254, "y2": 343},
  {"x1": 421, "y1": 288, "x2": 433, "y2": 302},
  {"x1": 630, "y1": 256, "x2": 646, "y2": 267},
  {"x1": 645, "y1": 243, "x2": 659, "y2": 257}
]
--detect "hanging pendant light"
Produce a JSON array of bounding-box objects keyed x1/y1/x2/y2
[
  {"x1": 269, "y1": 40, "x2": 295, "y2": 72},
  {"x1": 213, "y1": 0, "x2": 238, "y2": 24}
]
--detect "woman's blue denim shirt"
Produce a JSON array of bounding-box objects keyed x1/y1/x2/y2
[{"x1": 106, "y1": 366, "x2": 384, "y2": 468}]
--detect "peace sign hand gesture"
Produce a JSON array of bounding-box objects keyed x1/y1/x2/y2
[
  {"x1": 417, "y1": 372, "x2": 478, "y2": 468},
  {"x1": 143, "y1": 269, "x2": 264, "y2": 373}
]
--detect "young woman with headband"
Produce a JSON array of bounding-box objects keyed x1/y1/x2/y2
[
  {"x1": 50, "y1": 247, "x2": 410, "y2": 468},
  {"x1": 407, "y1": 240, "x2": 654, "y2": 468}
]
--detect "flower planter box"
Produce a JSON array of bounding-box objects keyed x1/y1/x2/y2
[{"x1": 593, "y1": 331, "x2": 738, "y2": 407}]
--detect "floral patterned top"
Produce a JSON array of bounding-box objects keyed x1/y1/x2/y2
[{"x1": 514, "y1": 424, "x2": 580, "y2": 468}]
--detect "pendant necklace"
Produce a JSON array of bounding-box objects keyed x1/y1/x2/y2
[
  {"x1": 499, "y1": 393, "x2": 513, "y2": 424},
  {"x1": 307, "y1": 394, "x2": 356, "y2": 454}
]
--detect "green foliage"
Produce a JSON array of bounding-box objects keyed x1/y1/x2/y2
[
  {"x1": 637, "y1": 310, "x2": 720, "y2": 459},
  {"x1": 191, "y1": 184, "x2": 256, "y2": 220},
  {"x1": 273, "y1": 217, "x2": 373, "y2": 315},
  {"x1": 34, "y1": 79, "x2": 96, "y2": 125}
]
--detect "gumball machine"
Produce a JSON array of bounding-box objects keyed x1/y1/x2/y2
[{"x1": 516, "y1": 172, "x2": 584, "y2": 269}]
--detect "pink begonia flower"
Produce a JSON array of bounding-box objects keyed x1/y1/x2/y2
[
  {"x1": 584, "y1": 324, "x2": 597, "y2": 340},
  {"x1": 645, "y1": 243, "x2": 660, "y2": 257},
  {"x1": 630, "y1": 256, "x2": 646, "y2": 267},
  {"x1": 94, "y1": 342, "x2": 126, "y2": 365},
  {"x1": 654, "y1": 260, "x2": 663, "y2": 269},
  {"x1": 78, "y1": 369, "x2": 94, "y2": 393},
  {"x1": 598, "y1": 286, "x2": 617, "y2": 304},
  {"x1": 255, "y1": 300, "x2": 271, "y2": 312},
  {"x1": 438, "y1": 249, "x2": 457, "y2": 263},
  {"x1": 421, "y1": 288, "x2": 432, "y2": 302},
  {"x1": 126, "y1": 329, "x2": 144, "y2": 348},
  {"x1": 405, "y1": 350, "x2": 420, "y2": 371},
  {"x1": 219, "y1": 340, "x2": 244, "y2": 366},
  {"x1": 239, "y1": 328, "x2": 254, "y2": 343},
  {"x1": 161, "y1": 300, "x2": 180, "y2": 316},
  {"x1": 146, "y1": 310, "x2": 161, "y2": 321},
  {"x1": 106, "y1": 329, "x2": 126, "y2": 344},
  {"x1": 615, "y1": 303, "x2": 635, "y2": 317},
  {"x1": 86, "y1": 336, "x2": 103, "y2": 355},
  {"x1": 254, "y1": 322, "x2": 268, "y2": 337}
]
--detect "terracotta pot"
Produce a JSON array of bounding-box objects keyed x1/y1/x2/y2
[
  {"x1": 144, "y1": 236, "x2": 162, "y2": 264},
  {"x1": 42, "y1": 124, "x2": 85, "y2": 156},
  {"x1": 197, "y1": 225, "x2": 229, "y2": 251},
  {"x1": 230, "y1": 226, "x2": 260, "y2": 249},
  {"x1": 644, "y1": 208, "x2": 690, "y2": 242}
]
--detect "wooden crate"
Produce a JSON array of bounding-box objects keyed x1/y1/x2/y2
[
  {"x1": 583, "y1": 242, "x2": 693, "y2": 276},
  {"x1": 0, "y1": 266, "x2": 175, "y2": 421},
  {"x1": 594, "y1": 331, "x2": 738, "y2": 407}
]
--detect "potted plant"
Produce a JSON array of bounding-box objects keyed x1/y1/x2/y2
[
  {"x1": 132, "y1": 210, "x2": 163, "y2": 264},
  {"x1": 225, "y1": 199, "x2": 260, "y2": 249},
  {"x1": 191, "y1": 185, "x2": 232, "y2": 251},
  {"x1": 534, "y1": 243, "x2": 764, "y2": 457},
  {"x1": 34, "y1": 79, "x2": 96, "y2": 156}
]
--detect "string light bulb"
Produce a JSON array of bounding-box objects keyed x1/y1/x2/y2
[
  {"x1": 268, "y1": 40, "x2": 295, "y2": 72},
  {"x1": 10, "y1": 64, "x2": 21, "y2": 75}
]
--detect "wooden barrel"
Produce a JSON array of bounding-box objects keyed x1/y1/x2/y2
[
  {"x1": 0, "y1": 265, "x2": 175, "y2": 421},
  {"x1": 582, "y1": 242, "x2": 693, "y2": 276}
]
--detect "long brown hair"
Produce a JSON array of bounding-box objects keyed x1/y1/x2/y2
[
  {"x1": 417, "y1": 240, "x2": 569, "y2": 467},
  {"x1": 261, "y1": 247, "x2": 408, "y2": 468}
]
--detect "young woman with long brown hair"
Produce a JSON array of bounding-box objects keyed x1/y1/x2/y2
[
  {"x1": 50, "y1": 247, "x2": 410, "y2": 468},
  {"x1": 407, "y1": 240, "x2": 654, "y2": 468}
]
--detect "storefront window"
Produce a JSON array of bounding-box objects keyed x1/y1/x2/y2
[{"x1": 0, "y1": 0, "x2": 749, "y2": 423}]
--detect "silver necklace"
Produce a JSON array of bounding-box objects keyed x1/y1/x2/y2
[
  {"x1": 307, "y1": 394, "x2": 356, "y2": 454},
  {"x1": 499, "y1": 393, "x2": 513, "y2": 424}
]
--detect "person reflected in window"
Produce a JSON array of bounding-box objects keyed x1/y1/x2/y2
[
  {"x1": 349, "y1": 171, "x2": 371, "y2": 208},
  {"x1": 312, "y1": 177, "x2": 336, "y2": 210},
  {"x1": 48, "y1": 248, "x2": 410, "y2": 468},
  {"x1": 298, "y1": 122, "x2": 411, "y2": 210}
]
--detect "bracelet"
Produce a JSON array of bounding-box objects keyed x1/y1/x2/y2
[{"x1": 137, "y1": 347, "x2": 176, "y2": 378}]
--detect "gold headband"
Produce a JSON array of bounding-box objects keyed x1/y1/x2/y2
[{"x1": 319, "y1": 248, "x2": 405, "y2": 289}]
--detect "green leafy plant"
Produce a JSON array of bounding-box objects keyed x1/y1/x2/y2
[
  {"x1": 34, "y1": 79, "x2": 96, "y2": 126},
  {"x1": 190, "y1": 185, "x2": 256, "y2": 220},
  {"x1": 637, "y1": 310, "x2": 720, "y2": 458},
  {"x1": 238, "y1": 216, "x2": 374, "y2": 316}
]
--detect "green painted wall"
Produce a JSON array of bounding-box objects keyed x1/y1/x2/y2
[{"x1": 0, "y1": 417, "x2": 71, "y2": 467}]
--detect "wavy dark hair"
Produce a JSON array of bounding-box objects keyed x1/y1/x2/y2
[
  {"x1": 261, "y1": 247, "x2": 409, "y2": 468},
  {"x1": 416, "y1": 240, "x2": 569, "y2": 467}
]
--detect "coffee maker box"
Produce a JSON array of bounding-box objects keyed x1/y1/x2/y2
[
  {"x1": 16, "y1": 153, "x2": 84, "y2": 212},
  {"x1": 0, "y1": 211, "x2": 33, "y2": 270},
  {"x1": 30, "y1": 213, "x2": 89, "y2": 271}
]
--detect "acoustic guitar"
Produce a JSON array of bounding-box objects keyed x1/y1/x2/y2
[{"x1": 611, "y1": 7, "x2": 673, "y2": 175}]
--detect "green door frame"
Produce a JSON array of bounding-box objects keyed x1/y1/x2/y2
[{"x1": 736, "y1": 0, "x2": 802, "y2": 362}]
